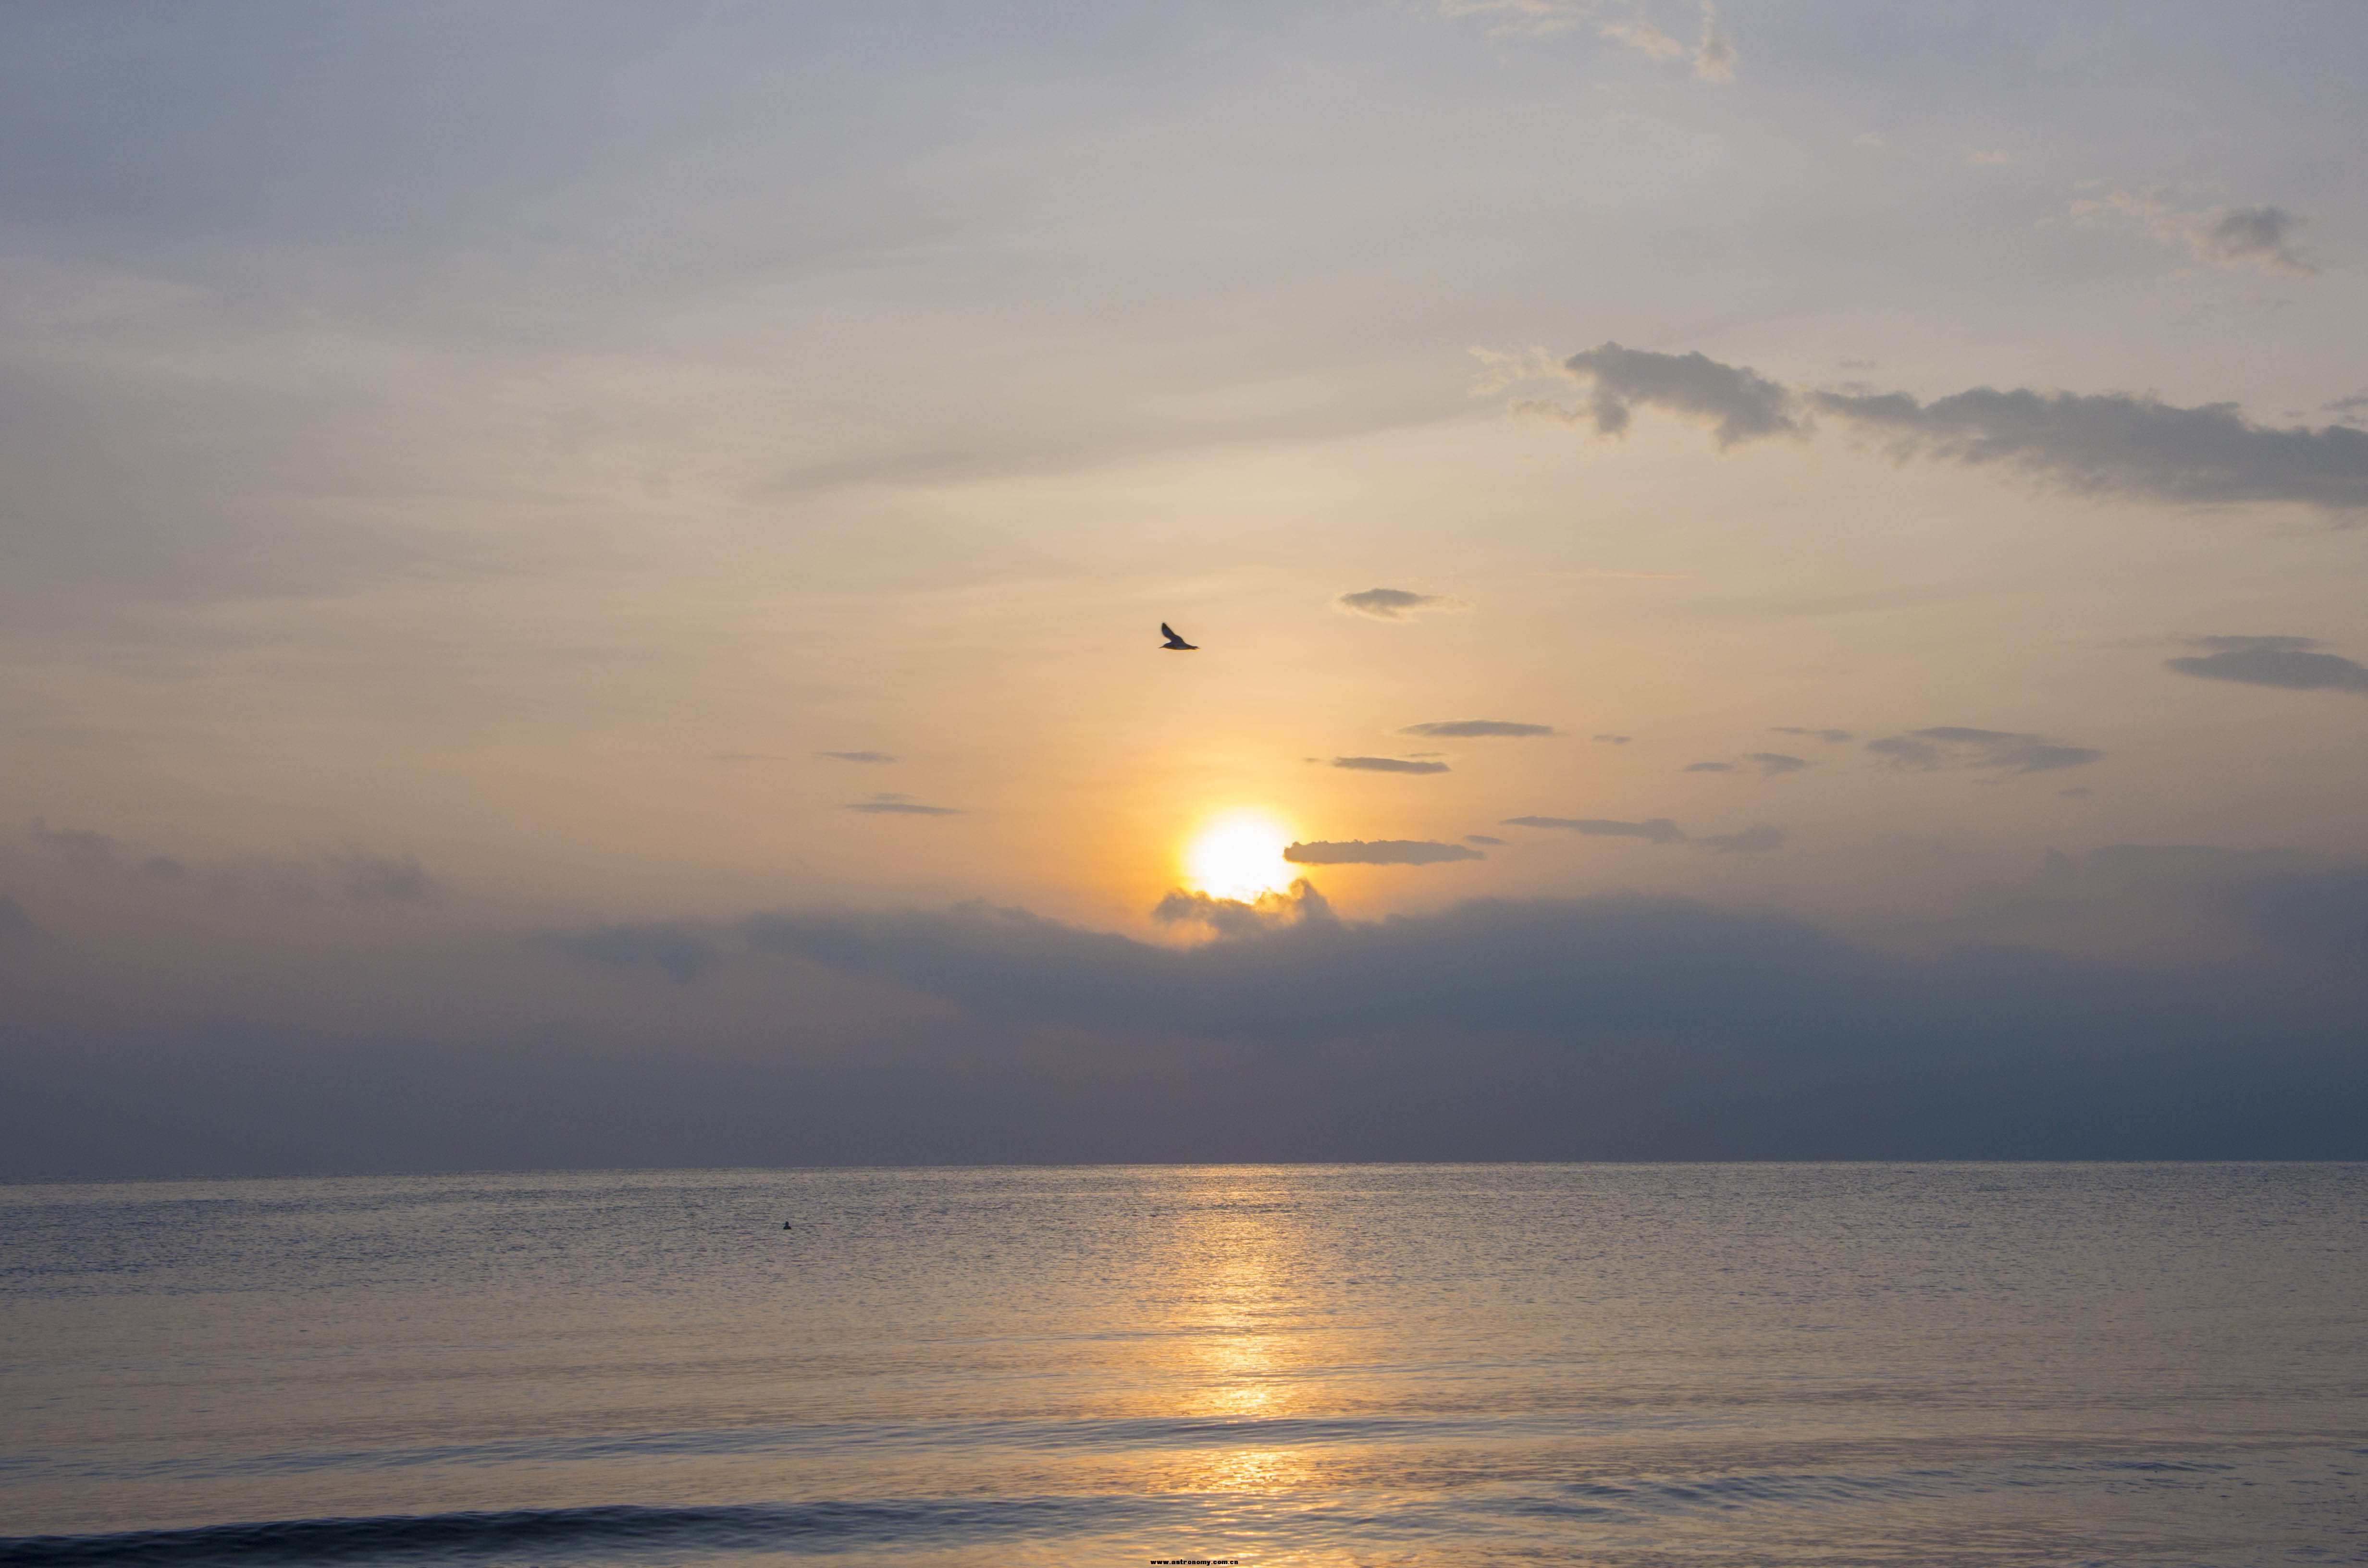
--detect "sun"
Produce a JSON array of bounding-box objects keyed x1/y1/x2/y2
[{"x1": 1182, "y1": 809, "x2": 1295, "y2": 902}]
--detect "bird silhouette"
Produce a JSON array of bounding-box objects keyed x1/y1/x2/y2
[{"x1": 1160, "y1": 623, "x2": 1198, "y2": 650}]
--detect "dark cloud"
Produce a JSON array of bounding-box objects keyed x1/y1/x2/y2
[
  {"x1": 2166, "y1": 636, "x2": 2368, "y2": 694},
  {"x1": 1592, "y1": 734, "x2": 1631, "y2": 745},
  {"x1": 822, "y1": 751, "x2": 899, "y2": 764},
  {"x1": 333, "y1": 853, "x2": 437, "y2": 904},
  {"x1": 1808, "y1": 385, "x2": 2368, "y2": 514},
  {"x1": 1400, "y1": 720, "x2": 1556, "y2": 739},
  {"x1": 14, "y1": 869, "x2": 2368, "y2": 1174},
  {"x1": 1698, "y1": 824, "x2": 1787, "y2": 854},
  {"x1": 0, "y1": 894, "x2": 35, "y2": 943},
  {"x1": 1335, "y1": 588, "x2": 1468, "y2": 621},
  {"x1": 847, "y1": 795, "x2": 961, "y2": 815},
  {"x1": 1684, "y1": 761, "x2": 1737, "y2": 773},
  {"x1": 546, "y1": 922, "x2": 727, "y2": 984},
  {"x1": 1772, "y1": 727, "x2": 1853, "y2": 744},
  {"x1": 1748, "y1": 752, "x2": 1810, "y2": 777},
  {"x1": 1522, "y1": 343, "x2": 1803, "y2": 450},
  {"x1": 1464, "y1": 834, "x2": 1505, "y2": 846},
  {"x1": 1867, "y1": 727, "x2": 2103, "y2": 775},
  {"x1": 28, "y1": 822, "x2": 435, "y2": 902},
  {"x1": 1332, "y1": 757, "x2": 1452, "y2": 775},
  {"x1": 29, "y1": 821, "x2": 122, "y2": 870},
  {"x1": 2066, "y1": 188, "x2": 2315, "y2": 276},
  {"x1": 1506, "y1": 344, "x2": 2368, "y2": 514},
  {"x1": 1504, "y1": 816, "x2": 1688, "y2": 845},
  {"x1": 2205, "y1": 206, "x2": 2311, "y2": 272},
  {"x1": 1284, "y1": 840, "x2": 1483, "y2": 866}
]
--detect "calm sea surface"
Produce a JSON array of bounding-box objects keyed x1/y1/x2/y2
[{"x1": 1, "y1": 1164, "x2": 2363, "y2": 1567}]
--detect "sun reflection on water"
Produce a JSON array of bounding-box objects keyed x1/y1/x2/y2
[{"x1": 1161, "y1": 1173, "x2": 1325, "y2": 1495}]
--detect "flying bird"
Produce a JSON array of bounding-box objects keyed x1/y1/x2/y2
[{"x1": 1160, "y1": 623, "x2": 1198, "y2": 650}]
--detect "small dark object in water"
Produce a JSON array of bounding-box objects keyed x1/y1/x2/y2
[{"x1": 782, "y1": 1222, "x2": 793, "y2": 1230}]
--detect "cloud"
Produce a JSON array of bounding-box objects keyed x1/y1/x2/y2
[
  {"x1": 1748, "y1": 752, "x2": 1809, "y2": 777},
  {"x1": 1151, "y1": 879, "x2": 1334, "y2": 939},
  {"x1": 1284, "y1": 840, "x2": 1484, "y2": 866},
  {"x1": 848, "y1": 795, "x2": 962, "y2": 815},
  {"x1": 1601, "y1": 18, "x2": 1683, "y2": 60},
  {"x1": 2165, "y1": 636, "x2": 2368, "y2": 694},
  {"x1": 546, "y1": 922, "x2": 727, "y2": 984},
  {"x1": 1867, "y1": 727, "x2": 2104, "y2": 774},
  {"x1": 1692, "y1": 3, "x2": 1737, "y2": 82},
  {"x1": 821, "y1": 751, "x2": 898, "y2": 764},
  {"x1": 1698, "y1": 823, "x2": 1786, "y2": 853},
  {"x1": 2067, "y1": 188, "x2": 2315, "y2": 276},
  {"x1": 1503, "y1": 816, "x2": 1688, "y2": 845},
  {"x1": 1853, "y1": 132, "x2": 1884, "y2": 149},
  {"x1": 30, "y1": 821, "x2": 122, "y2": 871},
  {"x1": 1400, "y1": 720, "x2": 1557, "y2": 738},
  {"x1": 1592, "y1": 734, "x2": 1631, "y2": 745},
  {"x1": 27, "y1": 822, "x2": 436, "y2": 903},
  {"x1": 1334, "y1": 587, "x2": 1470, "y2": 621},
  {"x1": 17, "y1": 868, "x2": 2368, "y2": 1173},
  {"x1": 0, "y1": 894, "x2": 36, "y2": 943},
  {"x1": 1497, "y1": 344, "x2": 2368, "y2": 514},
  {"x1": 1965, "y1": 148, "x2": 2012, "y2": 167},
  {"x1": 1332, "y1": 756, "x2": 1452, "y2": 774},
  {"x1": 332, "y1": 853, "x2": 438, "y2": 904},
  {"x1": 1772, "y1": 727, "x2": 1853, "y2": 743},
  {"x1": 1465, "y1": 834, "x2": 1505, "y2": 846},
  {"x1": 1811, "y1": 385, "x2": 2368, "y2": 514},
  {"x1": 1684, "y1": 761, "x2": 1736, "y2": 773},
  {"x1": 1516, "y1": 343, "x2": 1803, "y2": 451}
]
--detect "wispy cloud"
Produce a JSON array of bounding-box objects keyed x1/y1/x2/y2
[
  {"x1": 1491, "y1": 342, "x2": 2368, "y2": 513},
  {"x1": 1866, "y1": 727, "x2": 2103, "y2": 774},
  {"x1": 2166, "y1": 636, "x2": 2368, "y2": 694},
  {"x1": 847, "y1": 795, "x2": 962, "y2": 815},
  {"x1": 1692, "y1": 3, "x2": 1737, "y2": 82},
  {"x1": 1503, "y1": 816, "x2": 1688, "y2": 844},
  {"x1": 1401, "y1": 719, "x2": 1557, "y2": 739},
  {"x1": 1335, "y1": 588, "x2": 1471, "y2": 621},
  {"x1": 1965, "y1": 148, "x2": 2013, "y2": 168},
  {"x1": 1284, "y1": 839, "x2": 1484, "y2": 865},
  {"x1": 1333, "y1": 756, "x2": 1452, "y2": 774},
  {"x1": 1772, "y1": 727, "x2": 1853, "y2": 744},
  {"x1": 822, "y1": 751, "x2": 899, "y2": 764},
  {"x1": 1502, "y1": 814, "x2": 1785, "y2": 852},
  {"x1": 1602, "y1": 18, "x2": 1683, "y2": 60},
  {"x1": 1508, "y1": 342, "x2": 1803, "y2": 451},
  {"x1": 2066, "y1": 187, "x2": 2315, "y2": 275}
]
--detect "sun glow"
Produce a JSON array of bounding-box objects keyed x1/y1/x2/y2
[{"x1": 1182, "y1": 809, "x2": 1295, "y2": 901}]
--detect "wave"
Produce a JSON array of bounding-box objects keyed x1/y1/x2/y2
[{"x1": 0, "y1": 1497, "x2": 1190, "y2": 1567}]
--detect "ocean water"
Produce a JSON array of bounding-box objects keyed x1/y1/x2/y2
[{"x1": 1, "y1": 1164, "x2": 2363, "y2": 1567}]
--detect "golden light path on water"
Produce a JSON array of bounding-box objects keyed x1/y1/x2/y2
[
  {"x1": 1170, "y1": 1171, "x2": 1318, "y2": 1499},
  {"x1": 1180, "y1": 809, "x2": 1296, "y2": 902}
]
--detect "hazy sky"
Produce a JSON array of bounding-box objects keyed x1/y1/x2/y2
[{"x1": 5, "y1": 1, "x2": 2366, "y2": 1174}]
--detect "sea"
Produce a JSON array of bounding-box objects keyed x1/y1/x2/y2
[{"x1": 1, "y1": 1164, "x2": 2363, "y2": 1567}]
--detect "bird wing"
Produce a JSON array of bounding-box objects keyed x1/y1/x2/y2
[{"x1": 1161, "y1": 623, "x2": 1177, "y2": 639}]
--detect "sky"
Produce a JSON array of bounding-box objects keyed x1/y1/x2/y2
[{"x1": 4, "y1": 0, "x2": 2366, "y2": 1175}]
